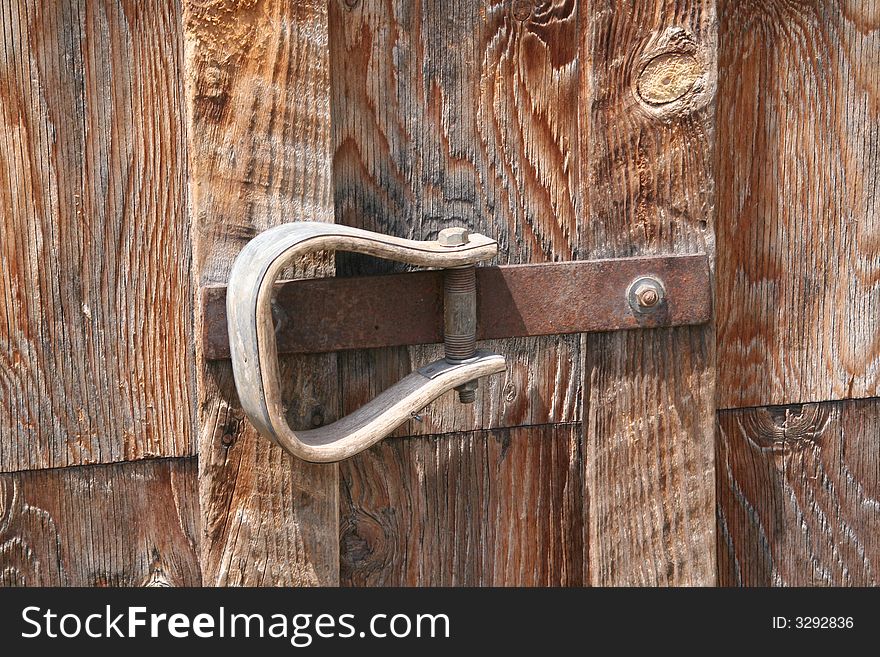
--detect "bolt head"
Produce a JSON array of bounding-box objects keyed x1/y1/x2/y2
[
  {"x1": 438, "y1": 227, "x2": 470, "y2": 247},
  {"x1": 627, "y1": 276, "x2": 666, "y2": 313}
]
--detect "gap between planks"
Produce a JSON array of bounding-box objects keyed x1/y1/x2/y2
[
  {"x1": 15, "y1": 391, "x2": 874, "y2": 479},
  {"x1": 717, "y1": 394, "x2": 880, "y2": 415},
  {"x1": 0, "y1": 455, "x2": 196, "y2": 478}
]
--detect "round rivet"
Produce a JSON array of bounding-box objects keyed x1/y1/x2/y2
[{"x1": 512, "y1": 0, "x2": 533, "y2": 21}]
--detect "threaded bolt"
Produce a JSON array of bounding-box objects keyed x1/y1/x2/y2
[
  {"x1": 456, "y1": 380, "x2": 478, "y2": 404},
  {"x1": 444, "y1": 266, "x2": 477, "y2": 361},
  {"x1": 443, "y1": 256, "x2": 478, "y2": 405},
  {"x1": 635, "y1": 284, "x2": 660, "y2": 308}
]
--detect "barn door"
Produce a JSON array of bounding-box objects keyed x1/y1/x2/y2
[
  {"x1": 5, "y1": 0, "x2": 878, "y2": 590},
  {"x1": 186, "y1": 0, "x2": 716, "y2": 587},
  {"x1": 0, "y1": 0, "x2": 715, "y2": 588}
]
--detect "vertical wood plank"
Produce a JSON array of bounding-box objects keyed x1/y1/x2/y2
[
  {"x1": 580, "y1": 2, "x2": 718, "y2": 585},
  {"x1": 330, "y1": 0, "x2": 582, "y2": 434},
  {"x1": 183, "y1": 0, "x2": 338, "y2": 585},
  {"x1": 331, "y1": 0, "x2": 584, "y2": 583},
  {"x1": 340, "y1": 424, "x2": 586, "y2": 586},
  {"x1": 0, "y1": 458, "x2": 200, "y2": 587},
  {"x1": 718, "y1": 399, "x2": 880, "y2": 586},
  {"x1": 716, "y1": 0, "x2": 880, "y2": 408},
  {"x1": 0, "y1": 0, "x2": 193, "y2": 471}
]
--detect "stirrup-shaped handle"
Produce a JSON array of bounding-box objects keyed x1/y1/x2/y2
[{"x1": 226, "y1": 222, "x2": 507, "y2": 463}]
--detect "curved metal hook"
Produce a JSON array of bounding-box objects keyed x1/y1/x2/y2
[{"x1": 226, "y1": 222, "x2": 506, "y2": 463}]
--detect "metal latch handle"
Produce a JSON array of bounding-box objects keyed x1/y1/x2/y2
[{"x1": 226, "y1": 222, "x2": 506, "y2": 463}]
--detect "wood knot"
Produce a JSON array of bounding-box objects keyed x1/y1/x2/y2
[
  {"x1": 143, "y1": 571, "x2": 172, "y2": 587},
  {"x1": 740, "y1": 404, "x2": 832, "y2": 457},
  {"x1": 193, "y1": 63, "x2": 232, "y2": 124},
  {"x1": 142, "y1": 550, "x2": 174, "y2": 587},
  {"x1": 637, "y1": 52, "x2": 702, "y2": 105},
  {"x1": 511, "y1": 0, "x2": 534, "y2": 22},
  {"x1": 772, "y1": 404, "x2": 831, "y2": 448}
]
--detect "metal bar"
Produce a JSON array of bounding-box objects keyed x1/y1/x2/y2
[{"x1": 202, "y1": 254, "x2": 711, "y2": 360}]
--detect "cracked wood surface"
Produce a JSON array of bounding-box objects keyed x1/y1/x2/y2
[
  {"x1": 184, "y1": 0, "x2": 339, "y2": 585},
  {"x1": 718, "y1": 398, "x2": 880, "y2": 586},
  {"x1": 0, "y1": 457, "x2": 200, "y2": 586},
  {"x1": 0, "y1": 0, "x2": 194, "y2": 472}
]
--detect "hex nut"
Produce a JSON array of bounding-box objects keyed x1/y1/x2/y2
[
  {"x1": 635, "y1": 284, "x2": 660, "y2": 308},
  {"x1": 438, "y1": 227, "x2": 470, "y2": 247},
  {"x1": 627, "y1": 276, "x2": 666, "y2": 314}
]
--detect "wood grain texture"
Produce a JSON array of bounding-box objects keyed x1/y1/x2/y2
[
  {"x1": 184, "y1": 0, "x2": 338, "y2": 585},
  {"x1": 340, "y1": 424, "x2": 585, "y2": 586},
  {"x1": 718, "y1": 399, "x2": 880, "y2": 586},
  {"x1": 330, "y1": 0, "x2": 584, "y2": 584},
  {"x1": 0, "y1": 457, "x2": 200, "y2": 586},
  {"x1": 332, "y1": 0, "x2": 717, "y2": 585},
  {"x1": 330, "y1": 0, "x2": 582, "y2": 438},
  {"x1": 716, "y1": 0, "x2": 880, "y2": 408},
  {"x1": 579, "y1": 2, "x2": 718, "y2": 585},
  {"x1": 0, "y1": 0, "x2": 193, "y2": 472}
]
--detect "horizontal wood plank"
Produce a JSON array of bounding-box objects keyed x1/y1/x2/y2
[
  {"x1": 0, "y1": 457, "x2": 200, "y2": 587},
  {"x1": 718, "y1": 398, "x2": 880, "y2": 586},
  {"x1": 340, "y1": 424, "x2": 585, "y2": 586}
]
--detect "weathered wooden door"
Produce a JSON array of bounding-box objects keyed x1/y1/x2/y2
[
  {"x1": 0, "y1": 0, "x2": 719, "y2": 587},
  {"x1": 3, "y1": 0, "x2": 875, "y2": 588},
  {"x1": 187, "y1": 0, "x2": 717, "y2": 586}
]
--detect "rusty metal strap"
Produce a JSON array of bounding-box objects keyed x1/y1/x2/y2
[{"x1": 202, "y1": 254, "x2": 711, "y2": 360}]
